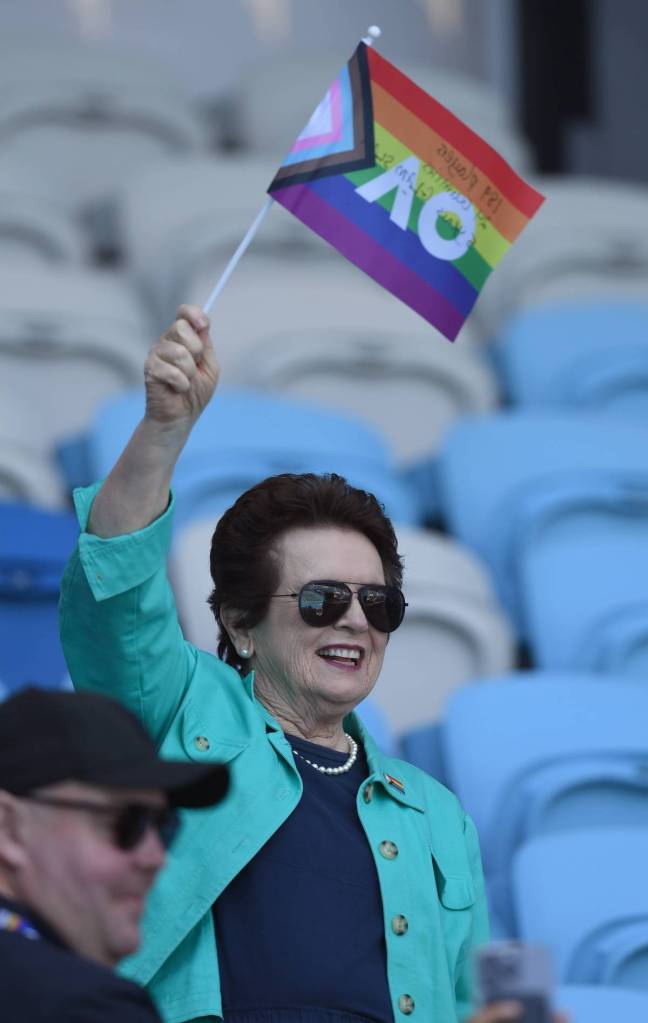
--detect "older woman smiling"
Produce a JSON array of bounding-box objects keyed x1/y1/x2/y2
[{"x1": 60, "y1": 306, "x2": 548, "y2": 1023}]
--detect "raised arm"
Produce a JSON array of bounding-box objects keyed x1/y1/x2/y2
[
  {"x1": 60, "y1": 305, "x2": 220, "y2": 743},
  {"x1": 88, "y1": 304, "x2": 219, "y2": 537}
]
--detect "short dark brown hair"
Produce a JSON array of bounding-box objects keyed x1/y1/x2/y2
[{"x1": 208, "y1": 472, "x2": 403, "y2": 674}]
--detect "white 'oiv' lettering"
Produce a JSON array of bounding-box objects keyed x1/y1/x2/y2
[{"x1": 355, "y1": 157, "x2": 475, "y2": 262}]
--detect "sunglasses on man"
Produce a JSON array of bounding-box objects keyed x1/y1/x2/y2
[
  {"x1": 270, "y1": 579, "x2": 407, "y2": 633},
  {"x1": 21, "y1": 795, "x2": 180, "y2": 852}
]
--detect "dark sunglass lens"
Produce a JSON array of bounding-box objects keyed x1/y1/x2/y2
[
  {"x1": 359, "y1": 586, "x2": 405, "y2": 632},
  {"x1": 298, "y1": 583, "x2": 351, "y2": 626},
  {"x1": 114, "y1": 805, "x2": 147, "y2": 851},
  {"x1": 114, "y1": 806, "x2": 180, "y2": 851}
]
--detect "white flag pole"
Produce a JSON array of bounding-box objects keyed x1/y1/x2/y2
[
  {"x1": 202, "y1": 195, "x2": 273, "y2": 315},
  {"x1": 201, "y1": 24, "x2": 382, "y2": 316}
]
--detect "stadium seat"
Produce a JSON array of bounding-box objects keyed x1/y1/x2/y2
[
  {"x1": 0, "y1": 158, "x2": 87, "y2": 267},
  {"x1": 520, "y1": 477, "x2": 648, "y2": 674},
  {"x1": 400, "y1": 722, "x2": 448, "y2": 785},
  {"x1": 0, "y1": 392, "x2": 65, "y2": 507},
  {"x1": 185, "y1": 254, "x2": 483, "y2": 383},
  {"x1": 85, "y1": 388, "x2": 420, "y2": 529},
  {"x1": 504, "y1": 272, "x2": 648, "y2": 315},
  {"x1": 373, "y1": 526, "x2": 514, "y2": 733},
  {"x1": 556, "y1": 985, "x2": 648, "y2": 1023},
  {"x1": 514, "y1": 830, "x2": 648, "y2": 988},
  {"x1": 475, "y1": 177, "x2": 648, "y2": 340},
  {"x1": 118, "y1": 154, "x2": 335, "y2": 326},
  {"x1": 497, "y1": 300, "x2": 648, "y2": 419},
  {"x1": 443, "y1": 675, "x2": 648, "y2": 925},
  {"x1": 354, "y1": 698, "x2": 399, "y2": 757},
  {"x1": 0, "y1": 37, "x2": 210, "y2": 250},
  {"x1": 0, "y1": 503, "x2": 78, "y2": 693},
  {"x1": 437, "y1": 413, "x2": 648, "y2": 670},
  {"x1": 240, "y1": 325, "x2": 498, "y2": 466},
  {"x1": 0, "y1": 267, "x2": 151, "y2": 469}
]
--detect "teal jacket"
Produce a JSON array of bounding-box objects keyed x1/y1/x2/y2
[{"x1": 59, "y1": 483, "x2": 489, "y2": 1023}]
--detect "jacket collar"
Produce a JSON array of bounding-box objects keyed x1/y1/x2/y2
[
  {"x1": 242, "y1": 671, "x2": 424, "y2": 811},
  {"x1": 347, "y1": 712, "x2": 425, "y2": 813}
]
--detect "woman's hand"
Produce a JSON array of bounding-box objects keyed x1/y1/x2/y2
[
  {"x1": 466, "y1": 1004, "x2": 569, "y2": 1023},
  {"x1": 144, "y1": 304, "x2": 219, "y2": 426},
  {"x1": 88, "y1": 304, "x2": 220, "y2": 538},
  {"x1": 464, "y1": 1002, "x2": 565, "y2": 1018}
]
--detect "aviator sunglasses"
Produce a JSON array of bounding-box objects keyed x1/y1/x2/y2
[
  {"x1": 22, "y1": 795, "x2": 180, "y2": 852},
  {"x1": 270, "y1": 580, "x2": 407, "y2": 633}
]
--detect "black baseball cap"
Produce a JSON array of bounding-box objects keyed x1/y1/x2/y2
[{"x1": 0, "y1": 687, "x2": 229, "y2": 809}]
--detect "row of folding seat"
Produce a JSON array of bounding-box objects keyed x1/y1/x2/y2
[
  {"x1": 2, "y1": 165, "x2": 647, "y2": 497},
  {"x1": 401, "y1": 675, "x2": 648, "y2": 992},
  {"x1": 0, "y1": 258, "x2": 499, "y2": 513},
  {"x1": 81, "y1": 394, "x2": 648, "y2": 683},
  {"x1": 0, "y1": 33, "x2": 531, "y2": 255},
  {"x1": 0, "y1": 362, "x2": 514, "y2": 698},
  {"x1": 2, "y1": 262, "x2": 647, "y2": 526},
  {"x1": 6, "y1": 393, "x2": 648, "y2": 712}
]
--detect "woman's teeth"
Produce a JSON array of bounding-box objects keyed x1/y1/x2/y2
[{"x1": 317, "y1": 647, "x2": 362, "y2": 663}]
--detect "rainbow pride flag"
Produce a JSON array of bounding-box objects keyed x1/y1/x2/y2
[{"x1": 268, "y1": 42, "x2": 545, "y2": 341}]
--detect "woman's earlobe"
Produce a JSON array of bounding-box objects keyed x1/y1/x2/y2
[{"x1": 220, "y1": 608, "x2": 253, "y2": 660}]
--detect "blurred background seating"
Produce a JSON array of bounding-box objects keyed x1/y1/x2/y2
[
  {"x1": 0, "y1": 502, "x2": 78, "y2": 693},
  {"x1": 514, "y1": 829, "x2": 648, "y2": 988},
  {"x1": 3, "y1": 1, "x2": 648, "y2": 1001},
  {"x1": 441, "y1": 676, "x2": 648, "y2": 931},
  {"x1": 496, "y1": 299, "x2": 648, "y2": 417}
]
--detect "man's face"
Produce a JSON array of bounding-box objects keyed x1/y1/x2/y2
[{"x1": 15, "y1": 780, "x2": 167, "y2": 967}]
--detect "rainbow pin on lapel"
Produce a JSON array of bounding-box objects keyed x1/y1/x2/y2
[{"x1": 384, "y1": 773, "x2": 405, "y2": 794}]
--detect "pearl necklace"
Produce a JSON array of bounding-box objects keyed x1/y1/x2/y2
[{"x1": 292, "y1": 732, "x2": 358, "y2": 775}]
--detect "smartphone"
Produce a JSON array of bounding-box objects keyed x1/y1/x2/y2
[{"x1": 475, "y1": 941, "x2": 553, "y2": 1023}]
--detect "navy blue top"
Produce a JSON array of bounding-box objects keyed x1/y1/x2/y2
[{"x1": 213, "y1": 735, "x2": 394, "y2": 1023}]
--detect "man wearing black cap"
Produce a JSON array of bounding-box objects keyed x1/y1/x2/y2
[{"x1": 0, "y1": 686, "x2": 228, "y2": 1022}]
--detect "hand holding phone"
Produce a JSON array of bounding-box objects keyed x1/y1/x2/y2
[{"x1": 475, "y1": 942, "x2": 553, "y2": 1023}]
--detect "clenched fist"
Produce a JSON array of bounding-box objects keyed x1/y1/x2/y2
[{"x1": 144, "y1": 304, "x2": 219, "y2": 425}]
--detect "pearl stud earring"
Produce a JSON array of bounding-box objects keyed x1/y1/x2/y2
[{"x1": 239, "y1": 647, "x2": 249, "y2": 658}]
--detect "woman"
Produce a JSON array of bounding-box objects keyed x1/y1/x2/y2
[{"x1": 60, "y1": 306, "x2": 554, "y2": 1023}]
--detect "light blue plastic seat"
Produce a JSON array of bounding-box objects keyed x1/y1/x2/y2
[
  {"x1": 497, "y1": 301, "x2": 648, "y2": 419},
  {"x1": 520, "y1": 479, "x2": 648, "y2": 673},
  {"x1": 354, "y1": 699, "x2": 398, "y2": 758},
  {"x1": 0, "y1": 503, "x2": 78, "y2": 693},
  {"x1": 556, "y1": 985, "x2": 648, "y2": 1023},
  {"x1": 514, "y1": 830, "x2": 648, "y2": 988},
  {"x1": 400, "y1": 722, "x2": 449, "y2": 785},
  {"x1": 442, "y1": 674, "x2": 648, "y2": 928},
  {"x1": 437, "y1": 413, "x2": 648, "y2": 671},
  {"x1": 85, "y1": 388, "x2": 420, "y2": 528}
]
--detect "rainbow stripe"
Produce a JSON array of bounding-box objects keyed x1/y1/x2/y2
[
  {"x1": 268, "y1": 43, "x2": 544, "y2": 341},
  {"x1": 384, "y1": 772, "x2": 405, "y2": 793}
]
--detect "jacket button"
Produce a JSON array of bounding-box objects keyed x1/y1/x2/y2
[
  {"x1": 363, "y1": 783, "x2": 374, "y2": 804},
  {"x1": 391, "y1": 914, "x2": 408, "y2": 935},
  {"x1": 194, "y1": 735, "x2": 210, "y2": 752},
  {"x1": 379, "y1": 840, "x2": 399, "y2": 860},
  {"x1": 398, "y1": 994, "x2": 415, "y2": 1015}
]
